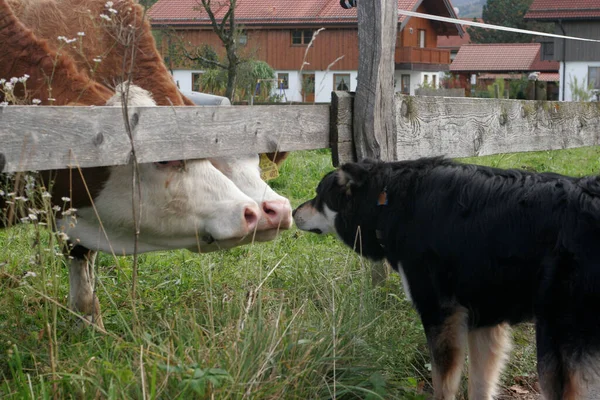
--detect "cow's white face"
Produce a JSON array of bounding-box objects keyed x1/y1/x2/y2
[
  {"x1": 60, "y1": 159, "x2": 262, "y2": 254},
  {"x1": 55, "y1": 85, "x2": 288, "y2": 254},
  {"x1": 210, "y1": 155, "x2": 293, "y2": 243}
]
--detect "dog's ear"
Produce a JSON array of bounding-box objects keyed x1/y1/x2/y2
[{"x1": 337, "y1": 162, "x2": 370, "y2": 194}]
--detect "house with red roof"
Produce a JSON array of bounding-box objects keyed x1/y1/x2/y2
[
  {"x1": 524, "y1": 0, "x2": 600, "y2": 101},
  {"x1": 148, "y1": 0, "x2": 463, "y2": 102},
  {"x1": 449, "y1": 43, "x2": 559, "y2": 99}
]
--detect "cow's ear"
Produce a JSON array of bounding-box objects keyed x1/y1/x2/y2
[{"x1": 337, "y1": 162, "x2": 369, "y2": 193}]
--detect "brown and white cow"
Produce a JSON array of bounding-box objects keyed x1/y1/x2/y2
[{"x1": 0, "y1": 0, "x2": 292, "y2": 329}]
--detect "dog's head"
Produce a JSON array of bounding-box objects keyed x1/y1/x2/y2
[{"x1": 293, "y1": 159, "x2": 387, "y2": 260}]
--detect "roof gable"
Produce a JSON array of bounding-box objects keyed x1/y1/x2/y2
[{"x1": 524, "y1": 0, "x2": 600, "y2": 20}]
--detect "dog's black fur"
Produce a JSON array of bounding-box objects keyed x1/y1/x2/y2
[{"x1": 294, "y1": 157, "x2": 600, "y2": 399}]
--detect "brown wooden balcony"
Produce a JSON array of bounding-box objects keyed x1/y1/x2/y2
[{"x1": 395, "y1": 47, "x2": 451, "y2": 65}]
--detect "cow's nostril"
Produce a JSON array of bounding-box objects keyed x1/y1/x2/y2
[
  {"x1": 244, "y1": 206, "x2": 259, "y2": 231},
  {"x1": 263, "y1": 203, "x2": 277, "y2": 215}
]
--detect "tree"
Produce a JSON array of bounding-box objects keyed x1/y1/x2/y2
[
  {"x1": 467, "y1": 0, "x2": 551, "y2": 43},
  {"x1": 185, "y1": 0, "x2": 244, "y2": 101}
]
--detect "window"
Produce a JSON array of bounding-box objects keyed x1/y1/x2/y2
[
  {"x1": 401, "y1": 74, "x2": 410, "y2": 94},
  {"x1": 238, "y1": 31, "x2": 248, "y2": 46},
  {"x1": 334, "y1": 73, "x2": 351, "y2": 91},
  {"x1": 192, "y1": 72, "x2": 203, "y2": 92},
  {"x1": 543, "y1": 42, "x2": 554, "y2": 58},
  {"x1": 418, "y1": 29, "x2": 426, "y2": 48},
  {"x1": 589, "y1": 67, "x2": 600, "y2": 90},
  {"x1": 277, "y1": 73, "x2": 289, "y2": 90},
  {"x1": 423, "y1": 74, "x2": 429, "y2": 84},
  {"x1": 291, "y1": 30, "x2": 314, "y2": 45}
]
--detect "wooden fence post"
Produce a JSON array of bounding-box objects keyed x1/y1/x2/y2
[
  {"x1": 354, "y1": 0, "x2": 398, "y2": 285},
  {"x1": 354, "y1": 0, "x2": 398, "y2": 162},
  {"x1": 330, "y1": 91, "x2": 356, "y2": 167}
]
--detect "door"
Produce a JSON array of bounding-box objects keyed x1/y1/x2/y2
[{"x1": 302, "y1": 73, "x2": 315, "y2": 103}]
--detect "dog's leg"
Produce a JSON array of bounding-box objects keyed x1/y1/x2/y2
[
  {"x1": 424, "y1": 307, "x2": 468, "y2": 400},
  {"x1": 536, "y1": 317, "x2": 596, "y2": 400},
  {"x1": 68, "y1": 247, "x2": 104, "y2": 329},
  {"x1": 467, "y1": 323, "x2": 512, "y2": 400}
]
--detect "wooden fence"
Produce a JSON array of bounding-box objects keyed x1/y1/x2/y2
[{"x1": 2, "y1": 95, "x2": 600, "y2": 173}]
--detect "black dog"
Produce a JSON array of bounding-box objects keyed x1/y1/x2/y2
[{"x1": 293, "y1": 157, "x2": 600, "y2": 400}]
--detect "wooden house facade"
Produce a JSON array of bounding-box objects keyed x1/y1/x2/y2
[{"x1": 149, "y1": 0, "x2": 463, "y2": 102}]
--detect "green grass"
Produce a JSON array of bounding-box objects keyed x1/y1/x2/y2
[{"x1": 1, "y1": 146, "x2": 599, "y2": 399}]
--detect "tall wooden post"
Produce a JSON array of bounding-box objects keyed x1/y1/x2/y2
[
  {"x1": 354, "y1": 0, "x2": 398, "y2": 285},
  {"x1": 354, "y1": 0, "x2": 398, "y2": 162}
]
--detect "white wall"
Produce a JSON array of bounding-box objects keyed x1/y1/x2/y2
[
  {"x1": 172, "y1": 69, "x2": 203, "y2": 92},
  {"x1": 171, "y1": 68, "x2": 440, "y2": 101},
  {"x1": 560, "y1": 61, "x2": 600, "y2": 101},
  {"x1": 394, "y1": 70, "x2": 439, "y2": 95},
  {"x1": 272, "y1": 70, "x2": 358, "y2": 103}
]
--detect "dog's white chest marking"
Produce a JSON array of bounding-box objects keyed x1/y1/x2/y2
[{"x1": 395, "y1": 262, "x2": 413, "y2": 304}]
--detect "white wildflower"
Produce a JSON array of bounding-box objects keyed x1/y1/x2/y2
[
  {"x1": 105, "y1": 1, "x2": 113, "y2": 7},
  {"x1": 93, "y1": 58, "x2": 102, "y2": 63},
  {"x1": 108, "y1": 8, "x2": 118, "y2": 14},
  {"x1": 77, "y1": 32, "x2": 85, "y2": 36},
  {"x1": 0, "y1": 78, "x2": 5, "y2": 84},
  {"x1": 20, "y1": 217, "x2": 30, "y2": 223},
  {"x1": 61, "y1": 196, "x2": 70, "y2": 202},
  {"x1": 4, "y1": 82, "x2": 13, "y2": 91},
  {"x1": 0, "y1": 190, "x2": 4, "y2": 196},
  {"x1": 15, "y1": 196, "x2": 28, "y2": 202},
  {"x1": 52, "y1": 205, "x2": 61, "y2": 212},
  {"x1": 41, "y1": 191, "x2": 51, "y2": 198},
  {"x1": 24, "y1": 272, "x2": 38, "y2": 280},
  {"x1": 100, "y1": 14, "x2": 111, "y2": 21},
  {"x1": 47, "y1": 98, "x2": 55, "y2": 102},
  {"x1": 61, "y1": 207, "x2": 77, "y2": 216},
  {"x1": 32, "y1": 99, "x2": 41, "y2": 105},
  {"x1": 28, "y1": 214, "x2": 38, "y2": 221},
  {"x1": 0, "y1": 102, "x2": 7, "y2": 107},
  {"x1": 9, "y1": 77, "x2": 18, "y2": 84},
  {"x1": 57, "y1": 232, "x2": 69, "y2": 241}
]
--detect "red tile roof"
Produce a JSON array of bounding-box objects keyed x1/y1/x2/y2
[
  {"x1": 524, "y1": 0, "x2": 600, "y2": 20},
  {"x1": 478, "y1": 72, "x2": 559, "y2": 82},
  {"x1": 149, "y1": 0, "x2": 426, "y2": 26},
  {"x1": 450, "y1": 43, "x2": 559, "y2": 72}
]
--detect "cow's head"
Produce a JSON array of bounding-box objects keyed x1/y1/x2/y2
[
  {"x1": 210, "y1": 155, "x2": 293, "y2": 242},
  {"x1": 58, "y1": 85, "x2": 289, "y2": 254}
]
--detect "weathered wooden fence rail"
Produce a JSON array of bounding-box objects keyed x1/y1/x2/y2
[
  {"x1": 0, "y1": 105, "x2": 330, "y2": 172},
  {"x1": 393, "y1": 96, "x2": 600, "y2": 161},
  {"x1": 2, "y1": 95, "x2": 600, "y2": 173}
]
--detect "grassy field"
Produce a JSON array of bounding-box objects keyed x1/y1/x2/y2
[{"x1": 1, "y1": 146, "x2": 599, "y2": 399}]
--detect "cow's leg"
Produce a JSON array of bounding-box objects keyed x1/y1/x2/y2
[
  {"x1": 467, "y1": 323, "x2": 512, "y2": 400},
  {"x1": 68, "y1": 246, "x2": 103, "y2": 329},
  {"x1": 423, "y1": 307, "x2": 468, "y2": 400}
]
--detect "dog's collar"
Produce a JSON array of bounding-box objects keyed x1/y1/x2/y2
[{"x1": 377, "y1": 186, "x2": 388, "y2": 206}]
